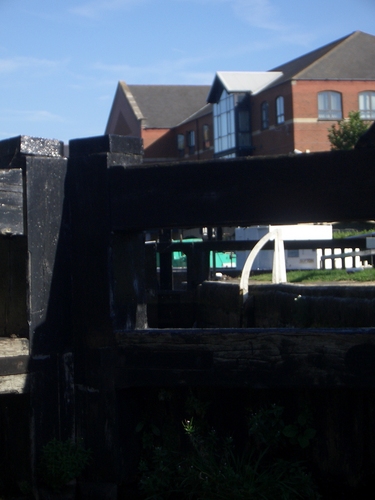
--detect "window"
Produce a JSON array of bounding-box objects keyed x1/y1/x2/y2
[
  {"x1": 213, "y1": 89, "x2": 236, "y2": 154},
  {"x1": 202, "y1": 124, "x2": 210, "y2": 149},
  {"x1": 318, "y1": 91, "x2": 342, "y2": 120},
  {"x1": 276, "y1": 96, "x2": 285, "y2": 124},
  {"x1": 261, "y1": 101, "x2": 269, "y2": 129},
  {"x1": 359, "y1": 91, "x2": 375, "y2": 120},
  {"x1": 177, "y1": 134, "x2": 185, "y2": 150},
  {"x1": 187, "y1": 130, "x2": 195, "y2": 154},
  {"x1": 237, "y1": 109, "x2": 251, "y2": 148}
]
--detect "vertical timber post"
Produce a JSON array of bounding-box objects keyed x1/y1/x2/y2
[
  {"x1": 68, "y1": 135, "x2": 145, "y2": 498},
  {"x1": 0, "y1": 136, "x2": 71, "y2": 493}
]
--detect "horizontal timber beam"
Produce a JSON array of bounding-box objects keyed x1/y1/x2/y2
[
  {"x1": 115, "y1": 328, "x2": 375, "y2": 388},
  {"x1": 109, "y1": 148, "x2": 375, "y2": 231}
]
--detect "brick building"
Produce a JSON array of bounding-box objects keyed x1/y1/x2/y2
[
  {"x1": 105, "y1": 82, "x2": 213, "y2": 162},
  {"x1": 208, "y1": 30, "x2": 375, "y2": 157},
  {"x1": 106, "y1": 31, "x2": 375, "y2": 160}
]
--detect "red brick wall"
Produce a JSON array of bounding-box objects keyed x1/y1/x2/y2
[
  {"x1": 251, "y1": 82, "x2": 295, "y2": 155},
  {"x1": 174, "y1": 113, "x2": 214, "y2": 161},
  {"x1": 291, "y1": 80, "x2": 375, "y2": 152},
  {"x1": 143, "y1": 112, "x2": 214, "y2": 162},
  {"x1": 251, "y1": 79, "x2": 375, "y2": 155}
]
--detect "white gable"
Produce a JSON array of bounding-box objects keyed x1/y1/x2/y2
[{"x1": 216, "y1": 71, "x2": 283, "y2": 95}]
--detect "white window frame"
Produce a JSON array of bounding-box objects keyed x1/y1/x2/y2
[
  {"x1": 318, "y1": 91, "x2": 342, "y2": 120},
  {"x1": 359, "y1": 91, "x2": 375, "y2": 120}
]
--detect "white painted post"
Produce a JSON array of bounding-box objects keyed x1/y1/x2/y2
[
  {"x1": 272, "y1": 228, "x2": 287, "y2": 284},
  {"x1": 240, "y1": 229, "x2": 287, "y2": 303}
]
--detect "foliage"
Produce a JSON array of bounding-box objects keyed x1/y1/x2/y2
[
  {"x1": 137, "y1": 393, "x2": 320, "y2": 500},
  {"x1": 251, "y1": 268, "x2": 375, "y2": 283},
  {"x1": 327, "y1": 111, "x2": 370, "y2": 150},
  {"x1": 333, "y1": 228, "x2": 375, "y2": 239},
  {"x1": 38, "y1": 438, "x2": 91, "y2": 491}
]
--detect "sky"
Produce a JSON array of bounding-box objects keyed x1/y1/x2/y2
[{"x1": 0, "y1": 0, "x2": 374, "y2": 144}]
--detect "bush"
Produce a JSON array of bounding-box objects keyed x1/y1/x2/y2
[
  {"x1": 328, "y1": 111, "x2": 370, "y2": 150},
  {"x1": 137, "y1": 393, "x2": 320, "y2": 500},
  {"x1": 38, "y1": 438, "x2": 91, "y2": 491}
]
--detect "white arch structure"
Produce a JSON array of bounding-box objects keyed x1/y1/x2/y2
[{"x1": 239, "y1": 229, "x2": 287, "y2": 303}]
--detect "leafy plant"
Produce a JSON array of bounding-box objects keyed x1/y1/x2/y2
[
  {"x1": 138, "y1": 397, "x2": 321, "y2": 499},
  {"x1": 282, "y1": 406, "x2": 316, "y2": 449},
  {"x1": 38, "y1": 438, "x2": 91, "y2": 491},
  {"x1": 328, "y1": 111, "x2": 370, "y2": 150}
]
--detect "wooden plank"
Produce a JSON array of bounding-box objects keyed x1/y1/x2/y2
[
  {"x1": 115, "y1": 328, "x2": 375, "y2": 388},
  {"x1": 156, "y1": 237, "x2": 370, "y2": 252},
  {"x1": 0, "y1": 356, "x2": 29, "y2": 375},
  {"x1": 0, "y1": 337, "x2": 29, "y2": 356},
  {"x1": 0, "y1": 373, "x2": 30, "y2": 394},
  {"x1": 109, "y1": 148, "x2": 375, "y2": 230},
  {"x1": 0, "y1": 237, "x2": 28, "y2": 337},
  {"x1": 25, "y1": 155, "x2": 69, "y2": 350},
  {"x1": 0, "y1": 338, "x2": 29, "y2": 375},
  {"x1": 0, "y1": 169, "x2": 23, "y2": 235}
]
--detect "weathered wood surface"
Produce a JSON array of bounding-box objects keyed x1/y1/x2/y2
[
  {"x1": 156, "y1": 237, "x2": 371, "y2": 252},
  {"x1": 0, "y1": 338, "x2": 29, "y2": 377},
  {"x1": 115, "y1": 328, "x2": 375, "y2": 387},
  {"x1": 0, "y1": 337, "x2": 30, "y2": 392},
  {"x1": 109, "y1": 148, "x2": 375, "y2": 230},
  {"x1": 0, "y1": 337, "x2": 29, "y2": 356},
  {"x1": 0, "y1": 374, "x2": 30, "y2": 394},
  {"x1": 0, "y1": 236, "x2": 28, "y2": 338},
  {"x1": 0, "y1": 169, "x2": 23, "y2": 235}
]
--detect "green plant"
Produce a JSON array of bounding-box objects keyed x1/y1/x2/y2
[
  {"x1": 282, "y1": 406, "x2": 316, "y2": 449},
  {"x1": 328, "y1": 110, "x2": 370, "y2": 150},
  {"x1": 138, "y1": 398, "x2": 321, "y2": 499},
  {"x1": 38, "y1": 438, "x2": 91, "y2": 491}
]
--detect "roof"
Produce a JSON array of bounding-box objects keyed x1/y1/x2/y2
[
  {"x1": 207, "y1": 71, "x2": 283, "y2": 103},
  {"x1": 122, "y1": 83, "x2": 211, "y2": 128},
  {"x1": 177, "y1": 103, "x2": 213, "y2": 126},
  {"x1": 207, "y1": 31, "x2": 375, "y2": 101},
  {"x1": 271, "y1": 31, "x2": 375, "y2": 84}
]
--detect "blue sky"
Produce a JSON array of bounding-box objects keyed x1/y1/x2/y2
[{"x1": 0, "y1": 0, "x2": 374, "y2": 144}]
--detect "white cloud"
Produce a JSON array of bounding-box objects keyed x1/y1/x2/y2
[
  {"x1": 230, "y1": 0, "x2": 281, "y2": 30},
  {"x1": 69, "y1": 0, "x2": 144, "y2": 18},
  {"x1": 0, "y1": 109, "x2": 65, "y2": 123},
  {"x1": 0, "y1": 56, "x2": 66, "y2": 75},
  {"x1": 178, "y1": 0, "x2": 288, "y2": 32},
  {"x1": 91, "y1": 54, "x2": 211, "y2": 83}
]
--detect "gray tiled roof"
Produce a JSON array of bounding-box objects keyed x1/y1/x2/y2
[
  {"x1": 127, "y1": 84, "x2": 211, "y2": 128},
  {"x1": 270, "y1": 31, "x2": 375, "y2": 86},
  {"x1": 177, "y1": 103, "x2": 213, "y2": 126}
]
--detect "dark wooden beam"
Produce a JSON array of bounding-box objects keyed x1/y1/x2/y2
[
  {"x1": 155, "y1": 237, "x2": 372, "y2": 253},
  {"x1": 115, "y1": 328, "x2": 375, "y2": 388},
  {"x1": 109, "y1": 148, "x2": 375, "y2": 230}
]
